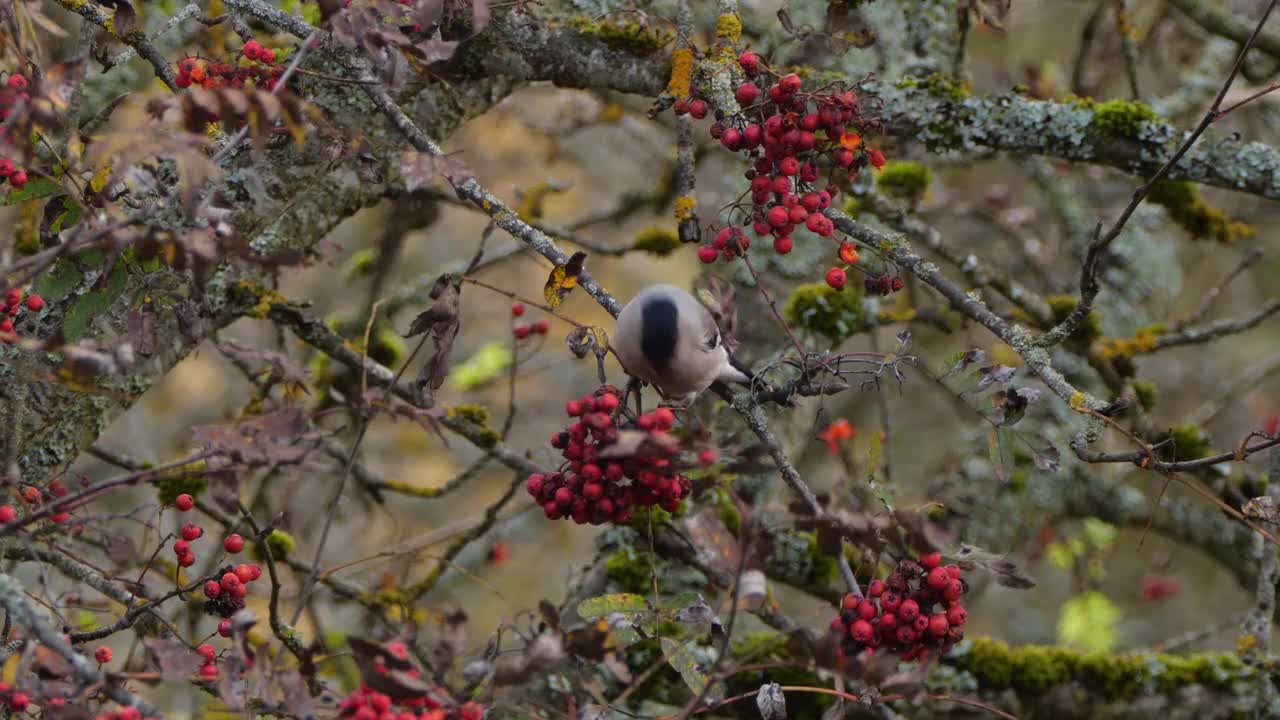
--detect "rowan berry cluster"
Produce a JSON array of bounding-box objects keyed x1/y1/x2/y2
[
  {"x1": 174, "y1": 44, "x2": 286, "y2": 91},
  {"x1": 831, "y1": 552, "x2": 968, "y2": 661},
  {"x1": 337, "y1": 642, "x2": 485, "y2": 720},
  {"x1": 202, "y1": 562, "x2": 264, "y2": 618},
  {"x1": 677, "y1": 52, "x2": 886, "y2": 291},
  {"x1": 528, "y1": 385, "x2": 695, "y2": 524},
  {"x1": 0, "y1": 683, "x2": 28, "y2": 711},
  {"x1": 510, "y1": 302, "x2": 550, "y2": 340},
  {"x1": 1, "y1": 72, "x2": 31, "y2": 123},
  {"x1": 863, "y1": 272, "x2": 905, "y2": 296},
  {"x1": 4, "y1": 476, "x2": 71, "y2": 525},
  {"x1": 1, "y1": 288, "x2": 45, "y2": 343}
]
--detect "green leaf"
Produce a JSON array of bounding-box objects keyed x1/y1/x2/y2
[
  {"x1": 1057, "y1": 591, "x2": 1120, "y2": 653},
  {"x1": 577, "y1": 593, "x2": 648, "y2": 620},
  {"x1": 661, "y1": 638, "x2": 709, "y2": 695},
  {"x1": 4, "y1": 177, "x2": 60, "y2": 204},
  {"x1": 1045, "y1": 542, "x2": 1074, "y2": 570},
  {"x1": 50, "y1": 197, "x2": 84, "y2": 233},
  {"x1": 449, "y1": 342, "x2": 513, "y2": 391},
  {"x1": 32, "y1": 259, "x2": 84, "y2": 303},
  {"x1": 62, "y1": 261, "x2": 128, "y2": 341}
]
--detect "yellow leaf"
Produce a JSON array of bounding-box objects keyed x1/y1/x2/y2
[
  {"x1": 90, "y1": 164, "x2": 112, "y2": 193},
  {"x1": 544, "y1": 251, "x2": 587, "y2": 309}
]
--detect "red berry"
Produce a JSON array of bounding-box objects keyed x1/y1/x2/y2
[
  {"x1": 742, "y1": 123, "x2": 763, "y2": 148},
  {"x1": 6, "y1": 74, "x2": 27, "y2": 90},
  {"x1": 94, "y1": 646, "x2": 112, "y2": 664},
  {"x1": 944, "y1": 578, "x2": 965, "y2": 602},
  {"x1": 260, "y1": 48, "x2": 276, "y2": 64},
  {"x1": 200, "y1": 662, "x2": 219, "y2": 679},
  {"x1": 868, "y1": 579, "x2": 885, "y2": 597},
  {"x1": 735, "y1": 82, "x2": 760, "y2": 105},
  {"x1": 841, "y1": 593, "x2": 859, "y2": 611},
  {"x1": 243, "y1": 40, "x2": 262, "y2": 60},
  {"x1": 531, "y1": 319, "x2": 550, "y2": 335},
  {"x1": 459, "y1": 702, "x2": 484, "y2": 720},
  {"x1": 825, "y1": 267, "x2": 846, "y2": 290},
  {"x1": 919, "y1": 552, "x2": 942, "y2": 569},
  {"x1": 880, "y1": 590, "x2": 901, "y2": 611},
  {"x1": 24, "y1": 294, "x2": 43, "y2": 312},
  {"x1": 867, "y1": 147, "x2": 886, "y2": 169},
  {"x1": 174, "y1": 493, "x2": 194, "y2": 511},
  {"x1": 788, "y1": 205, "x2": 808, "y2": 224},
  {"x1": 21, "y1": 486, "x2": 39, "y2": 503},
  {"x1": 721, "y1": 128, "x2": 742, "y2": 150},
  {"x1": 878, "y1": 612, "x2": 897, "y2": 629},
  {"x1": 697, "y1": 245, "x2": 719, "y2": 263},
  {"x1": 235, "y1": 564, "x2": 255, "y2": 583},
  {"x1": 0, "y1": 506, "x2": 14, "y2": 523},
  {"x1": 513, "y1": 323, "x2": 531, "y2": 340},
  {"x1": 778, "y1": 157, "x2": 800, "y2": 176},
  {"x1": 177, "y1": 552, "x2": 195, "y2": 567},
  {"x1": 857, "y1": 600, "x2": 877, "y2": 621},
  {"x1": 181, "y1": 522, "x2": 203, "y2": 541},
  {"x1": 913, "y1": 615, "x2": 930, "y2": 632},
  {"x1": 772, "y1": 236, "x2": 793, "y2": 254},
  {"x1": 673, "y1": 99, "x2": 690, "y2": 116},
  {"x1": 737, "y1": 51, "x2": 760, "y2": 75},
  {"x1": 173, "y1": 540, "x2": 191, "y2": 555},
  {"x1": 51, "y1": 511, "x2": 70, "y2": 523},
  {"x1": 898, "y1": 598, "x2": 919, "y2": 622},
  {"x1": 218, "y1": 618, "x2": 233, "y2": 637},
  {"x1": 511, "y1": 302, "x2": 526, "y2": 317},
  {"x1": 566, "y1": 400, "x2": 584, "y2": 416},
  {"x1": 689, "y1": 99, "x2": 708, "y2": 119},
  {"x1": 119, "y1": 707, "x2": 140, "y2": 720},
  {"x1": 8, "y1": 692, "x2": 27, "y2": 711},
  {"x1": 554, "y1": 487, "x2": 573, "y2": 506},
  {"x1": 849, "y1": 619, "x2": 874, "y2": 643},
  {"x1": 197, "y1": 643, "x2": 216, "y2": 661},
  {"x1": 767, "y1": 205, "x2": 789, "y2": 228},
  {"x1": 224, "y1": 534, "x2": 245, "y2": 554},
  {"x1": 838, "y1": 242, "x2": 859, "y2": 265},
  {"x1": 928, "y1": 613, "x2": 949, "y2": 637},
  {"x1": 698, "y1": 448, "x2": 717, "y2": 467},
  {"x1": 927, "y1": 566, "x2": 949, "y2": 590},
  {"x1": 946, "y1": 604, "x2": 967, "y2": 626},
  {"x1": 945, "y1": 564, "x2": 962, "y2": 579},
  {"x1": 779, "y1": 73, "x2": 802, "y2": 94},
  {"x1": 204, "y1": 580, "x2": 221, "y2": 599},
  {"x1": 176, "y1": 72, "x2": 193, "y2": 88}
]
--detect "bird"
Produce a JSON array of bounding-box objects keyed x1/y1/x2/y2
[{"x1": 612, "y1": 284, "x2": 753, "y2": 403}]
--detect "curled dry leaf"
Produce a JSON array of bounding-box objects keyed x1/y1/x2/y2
[
  {"x1": 756, "y1": 682, "x2": 787, "y2": 720},
  {"x1": 941, "y1": 348, "x2": 986, "y2": 379},
  {"x1": 403, "y1": 273, "x2": 462, "y2": 398},
  {"x1": 144, "y1": 638, "x2": 204, "y2": 682},
  {"x1": 400, "y1": 150, "x2": 472, "y2": 190},
  {"x1": 544, "y1": 251, "x2": 587, "y2": 309}
]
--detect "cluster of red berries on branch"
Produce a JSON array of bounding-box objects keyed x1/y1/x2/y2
[
  {"x1": 864, "y1": 272, "x2": 905, "y2": 296},
  {"x1": 338, "y1": 641, "x2": 485, "y2": 720},
  {"x1": 2, "y1": 476, "x2": 72, "y2": 525},
  {"x1": 676, "y1": 52, "x2": 887, "y2": 291},
  {"x1": 1, "y1": 72, "x2": 31, "y2": 123},
  {"x1": 832, "y1": 552, "x2": 969, "y2": 661},
  {"x1": 529, "y1": 385, "x2": 714, "y2": 525},
  {"x1": 1, "y1": 288, "x2": 45, "y2": 343},
  {"x1": 170, "y1": 496, "x2": 263, "y2": 619},
  {"x1": 0, "y1": 683, "x2": 27, "y2": 711},
  {"x1": 196, "y1": 642, "x2": 220, "y2": 679},
  {"x1": 174, "y1": 43, "x2": 286, "y2": 91},
  {"x1": 510, "y1": 302, "x2": 550, "y2": 340}
]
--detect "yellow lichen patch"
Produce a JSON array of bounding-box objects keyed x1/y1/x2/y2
[
  {"x1": 1239, "y1": 634, "x2": 1258, "y2": 653},
  {"x1": 1148, "y1": 181, "x2": 1254, "y2": 244},
  {"x1": 566, "y1": 16, "x2": 673, "y2": 54},
  {"x1": 1095, "y1": 324, "x2": 1167, "y2": 360},
  {"x1": 673, "y1": 194, "x2": 697, "y2": 221},
  {"x1": 515, "y1": 181, "x2": 561, "y2": 221},
  {"x1": 1069, "y1": 391, "x2": 1087, "y2": 411},
  {"x1": 667, "y1": 48, "x2": 694, "y2": 99},
  {"x1": 633, "y1": 226, "x2": 681, "y2": 256},
  {"x1": 989, "y1": 343, "x2": 1023, "y2": 367},
  {"x1": 715, "y1": 12, "x2": 742, "y2": 44}
]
